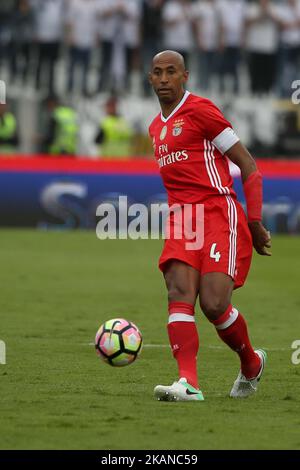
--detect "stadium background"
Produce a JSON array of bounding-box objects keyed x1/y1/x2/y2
[{"x1": 0, "y1": 0, "x2": 300, "y2": 451}]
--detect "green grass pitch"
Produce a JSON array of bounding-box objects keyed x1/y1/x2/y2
[{"x1": 0, "y1": 229, "x2": 299, "y2": 450}]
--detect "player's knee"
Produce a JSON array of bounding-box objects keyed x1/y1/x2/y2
[
  {"x1": 167, "y1": 285, "x2": 195, "y2": 304},
  {"x1": 200, "y1": 296, "x2": 228, "y2": 321}
]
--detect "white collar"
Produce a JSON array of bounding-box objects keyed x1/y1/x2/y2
[{"x1": 160, "y1": 90, "x2": 190, "y2": 123}]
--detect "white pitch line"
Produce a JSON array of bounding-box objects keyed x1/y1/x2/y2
[{"x1": 88, "y1": 343, "x2": 290, "y2": 351}]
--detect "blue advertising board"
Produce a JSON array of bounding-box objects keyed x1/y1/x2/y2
[{"x1": 0, "y1": 158, "x2": 299, "y2": 233}]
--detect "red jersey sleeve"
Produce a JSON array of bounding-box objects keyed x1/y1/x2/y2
[{"x1": 196, "y1": 99, "x2": 240, "y2": 154}]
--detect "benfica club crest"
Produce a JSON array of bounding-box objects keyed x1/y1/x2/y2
[
  {"x1": 173, "y1": 126, "x2": 182, "y2": 137},
  {"x1": 172, "y1": 119, "x2": 184, "y2": 137}
]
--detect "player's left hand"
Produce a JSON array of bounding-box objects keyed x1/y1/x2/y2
[{"x1": 248, "y1": 221, "x2": 272, "y2": 256}]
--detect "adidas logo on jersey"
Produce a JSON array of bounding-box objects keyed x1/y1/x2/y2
[{"x1": 157, "y1": 150, "x2": 189, "y2": 169}]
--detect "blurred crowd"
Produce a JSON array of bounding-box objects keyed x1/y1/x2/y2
[
  {"x1": 0, "y1": 0, "x2": 299, "y2": 97},
  {"x1": 1, "y1": 0, "x2": 300, "y2": 157}
]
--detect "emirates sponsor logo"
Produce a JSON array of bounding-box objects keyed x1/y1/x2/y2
[
  {"x1": 157, "y1": 143, "x2": 189, "y2": 168},
  {"x1": 157, "y1": 150, "x2": 189, "y2": 168}
]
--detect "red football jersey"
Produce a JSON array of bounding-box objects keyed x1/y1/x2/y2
[{"x1": 149, "y1": 91, "x2": 240, "y2": 205}]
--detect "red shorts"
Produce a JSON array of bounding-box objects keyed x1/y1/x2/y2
[{"x1": 159, "y1": 197, "x2": 253, "y2": 289}]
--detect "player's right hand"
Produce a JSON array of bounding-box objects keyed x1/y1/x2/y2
[{"x1": 248, "y1": 221, "x2": 272, "y2": 256}]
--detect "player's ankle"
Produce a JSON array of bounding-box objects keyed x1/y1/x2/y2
[
  {"x1": 241, "y1": 354, "x2": 262, "y2": 379},
  {"x1": 180, "y1": 375, "x2": 199, "y2": 389}
]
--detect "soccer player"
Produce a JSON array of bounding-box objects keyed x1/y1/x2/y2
[{"x1": 148, "y1": 50, "x2": 271, "y2": 401}]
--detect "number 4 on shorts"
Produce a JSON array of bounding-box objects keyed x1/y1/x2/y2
[{"x1": 210, "y1": 243, "x2": 221, "y2": 262}]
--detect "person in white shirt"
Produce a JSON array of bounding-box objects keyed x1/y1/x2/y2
[
  {"x1": 162, "y1": 0, "x2": 194, "y2": 68},
  {"x1": 245, "y1": 0, "x2": 281, "y2": 94},
  {"x1": 141, "y1": 0, "x2": 164, "y2": 96},
  {"x1": 32, "y1": 0, "x2": 65, "y2": 94},
  {"x1": 97, "y1": 0, "x2": 141, "y2": 93},
  {"x1": 120, "y1": 0, "x2": 141, "y2": 91},
  {"x1": 217, "y1": 0, "x2": 246, "y2": 94},
  {"x1": 9, "y1": 0, "x2": 34, "y2": 85},
  {"x1": 192, "y1": 0, "x2": 220, "y2": 91},
  {"x1": 97, "y1": 0, "x2": 119, "y2": 92},
  {"x1": 275, "y1": 0, "x2": 300, "y2": 97},
  {"x1": 66, "y1": 0, "x2": 99, "y2": 95}
]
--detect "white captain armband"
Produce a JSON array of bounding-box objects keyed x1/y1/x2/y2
[{"x1": 212, "y1": 127, "x2": 240, "y2": 155}]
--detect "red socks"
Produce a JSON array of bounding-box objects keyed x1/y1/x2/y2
[
  {"x1": 167, "y1": 302, "x2": 199, "y2": 389},
  {"x1": 212, "y1": 304, "x2": 261, "y2": 379},
  {"x1": 166, "y1": 302, "x2": 260, "y2": 386}
]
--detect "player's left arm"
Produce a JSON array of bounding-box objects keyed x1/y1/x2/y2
[
  {"x1": 199, "y1": 100, "x2": 271, "y2": 256},
  {"x1": 226, "y1": 141, "x2": 272, "y2": 256}
]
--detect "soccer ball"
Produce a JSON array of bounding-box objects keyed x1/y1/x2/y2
[{"x1": 95, "y1": 318, "x2": 143, "y2": 367}]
